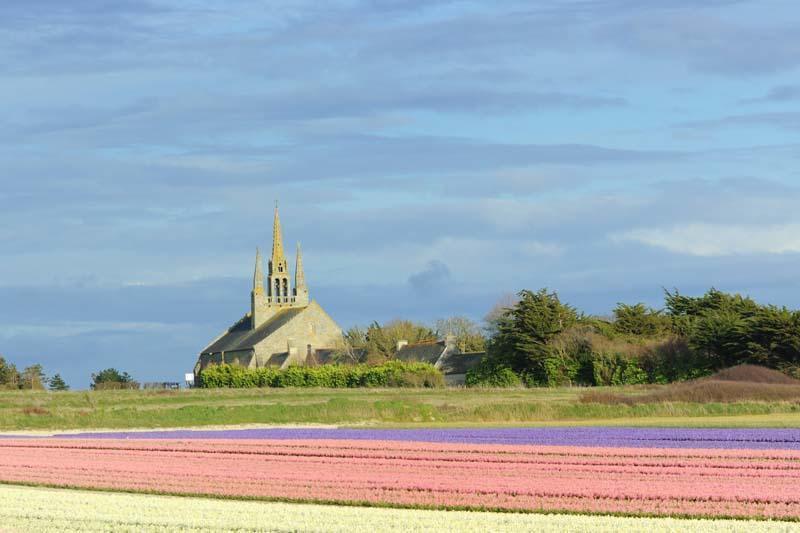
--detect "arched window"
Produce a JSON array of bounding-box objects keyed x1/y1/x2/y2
[
  {"x1": 274, "y1": 279, "x2": 281, "y2": 299},
  {"x1": 282, "y1": 279, "x2": 288, "y2": 302}
]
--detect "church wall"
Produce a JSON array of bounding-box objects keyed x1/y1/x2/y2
[{"x1": 252, "y1": 302, "x2": 343, "y2": 368}]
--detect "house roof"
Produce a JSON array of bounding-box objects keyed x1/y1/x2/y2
[
  {"x1": 395, "y1": 340, "x2": 446, "y2": 365},
  {"x1": 437, "y1": 351, "x2": 485, "y2": 375},
  {"x1": 201, "y1": 307, "x2": 306, "y2": 354}
]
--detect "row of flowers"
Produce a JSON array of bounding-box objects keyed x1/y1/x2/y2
[
  {"x1": 1, "y1": 483, "x2": 793, "y2": 533},
  {"x1": 55, "y1": 426, "x2": 800, "y2": 449},
  {"x1": 1, "y1": 437, "x2": 800, "y2": 519}
]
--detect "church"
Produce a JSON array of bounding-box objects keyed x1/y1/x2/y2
[{"x1": 195, "y1": 206, "x2": 343, "y2": 377}]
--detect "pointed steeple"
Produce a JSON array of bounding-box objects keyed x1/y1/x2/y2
[
  {"x1": 268, "y1": 201, "x2": 291, "y2": 302},
  {"x1": 294, "y1": 242, "x2": 309, "y2": 306},
  {"x1": 271, "y1": 202, "x2": 286, "y2": 264},
  {"x1": 251, "y1": 247, "x2": 267, "y2": 329},
  {"x1": 252, "y1": 247, "x2": 264, "y2": 295}
]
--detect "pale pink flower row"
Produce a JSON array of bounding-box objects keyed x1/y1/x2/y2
[{"x1": 1, "y1": 438, "x2": 798, "y2": 519}]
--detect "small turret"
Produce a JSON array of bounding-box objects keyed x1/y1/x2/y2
[
  {"x1": 251, "y1": 248, "x2": 268, "y2": 329},
  {"x1": 294, "y1": 242, "x2": 309, "y2": 306}
]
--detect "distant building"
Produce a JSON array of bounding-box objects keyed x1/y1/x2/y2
[
  {"x1": 395, "y1": 336, "x2": 485, "y2": 386},
  {"x1": 195, "y1": 205, "x2": 343, "y2": 378}
]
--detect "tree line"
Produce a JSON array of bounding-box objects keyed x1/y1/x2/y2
[
  {"x1": 334, "y1": 316, "x2": 487, "y2": 364},
  {"x1": 0, "y1": 357, "x2": 139, "y2": 392},
  {"x1": 467, "y1": 288, "x2": 800, "y2": 387},
  {"x1": 0, "y1": 356, "x2": 68, "y2": 391}
]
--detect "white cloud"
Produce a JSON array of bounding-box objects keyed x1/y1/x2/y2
[{"x1": 612, "y1": 223, "x2": 800, "y2": 256}]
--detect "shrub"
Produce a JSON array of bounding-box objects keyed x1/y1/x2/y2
[
  {"x1": 465, "y1": 358, "x2": 522, "y2": 388},
  {"x1": 198, "y1": 361, "x2": 443, "y2": 389}
]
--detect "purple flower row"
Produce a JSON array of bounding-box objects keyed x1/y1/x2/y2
[{"x1": 45, "y1": 427, "x2": 800, "y2": 450}]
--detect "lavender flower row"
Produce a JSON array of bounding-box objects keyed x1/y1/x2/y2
[{"x1": 47, "y1": 427, "x2": 800, "y2": 450}]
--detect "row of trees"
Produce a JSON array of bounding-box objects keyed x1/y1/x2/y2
[
  {"x1": 0, "y1": 356, "x2": 139, "y2": 392},
  {"x1": 334, "y1": 316, "x2": 487, "y2": 364},
  {"x1": 468, "y1": 288, "x2": 800, "y2": 387},
  {"x1": 0, "y1": 356, "x2": 69, "y2": 391}
]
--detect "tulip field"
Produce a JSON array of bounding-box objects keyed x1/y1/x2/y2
[{"x1": 1, "y1": 427, "x2": 800, "y2": 530}]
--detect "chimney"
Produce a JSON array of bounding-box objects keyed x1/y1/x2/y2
[
  {"x1": 445, "y1": 334, "x2": 457, "y2": 351},
  {"x1": 396, "y1": 340, "x2": 408, "y2": 352}
]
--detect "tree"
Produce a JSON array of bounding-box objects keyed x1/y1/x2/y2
[
  {"x1": 363, "y1": 320, "x2": 436, "y2": 363},
  {"x1": 483, "y1": 293, "x2": 519, "y2": 337},
  {"x1": 434, "y1": 316, "x2": 486, "y2": 352},
  {"x1": 612, "y1": 303, "x2": 670, "y2": 337},
  {"x1": 91, "y1": 368, "x2": 137, "y2": 390},
  {"x1": 0, "y1": 356, "x2": 20, "y2": 389},
  {"x1": 489, "y1": 289, "x2": 579, "y2": 385},
  {"x1": 48, "y1": 374, "x2": 70, "y2": 391},
  {"x1": 19, "y1": 364, "x2": 46, "y2": 390}
]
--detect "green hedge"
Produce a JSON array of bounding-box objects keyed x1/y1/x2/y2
[{"x1": 198, "y1": 361, "x2": 444, "y2": 388}]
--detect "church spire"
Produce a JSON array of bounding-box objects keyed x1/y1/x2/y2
[
  {"x1": 271, "y1": 202, "x2": 286, "y2": 264},
  {"x1": 268, "y1": 202, "x2": 291, "y2": 303}
]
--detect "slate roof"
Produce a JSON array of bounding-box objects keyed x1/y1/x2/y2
[
  {"x1": 437, "y1": 351, "x2": 486, "y2": 375},
  {"x1": 395, "y1": 340, "x2": 446, "y2": 365},
  {"x1": 201, "y1": 307, "x2": 306, "y2": 354}
]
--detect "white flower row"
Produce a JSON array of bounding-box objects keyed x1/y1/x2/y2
[{"x1": 0, "y1": 484, "x2": 796, "y2": 532}]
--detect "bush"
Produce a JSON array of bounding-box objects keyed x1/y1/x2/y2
[
  {"x1": 198, "y1": 361, "x2": 444, "y2": 389},
  {"x1": 465, "y1": 358, "x2": 522, "y2": 388}
]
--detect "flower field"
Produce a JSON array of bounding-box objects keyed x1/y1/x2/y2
[
  {"x1": 2, "y1": 484, "x2": 796, "y2": 533},
  {"x1": 1, "y1": 427, "x2": 800, "y2": 522}
]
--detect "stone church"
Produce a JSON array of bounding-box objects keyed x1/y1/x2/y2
[{"x1": 195, "y1": 206, "x2": 343, "y2": 376}]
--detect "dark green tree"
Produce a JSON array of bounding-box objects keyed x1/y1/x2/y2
[
  {"x1": 490, "y1": 289, "x2": 578, "y2": 385},
  {"x1": 91, "y1": 368, "x2": 136, "y2": 390},
  {"x1": 48, "y1": 373, "x2": 70, "y2": 391},
  {"x1": 612, "y1": 303, "x2": 670, "y2": 337}
]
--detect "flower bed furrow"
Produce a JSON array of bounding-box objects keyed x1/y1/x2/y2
[{"x1": 1, "y1": 437, "x2": 799, "y2": 518}]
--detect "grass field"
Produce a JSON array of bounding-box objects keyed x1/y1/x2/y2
[{"x1": 3, "y1": 386, "x2": 800, "y2": 431}]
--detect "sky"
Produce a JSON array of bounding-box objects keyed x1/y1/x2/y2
[{"x1": 2, "y1": 0, "x2": 800, "y2": 388}]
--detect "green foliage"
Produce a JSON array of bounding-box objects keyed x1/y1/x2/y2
[
  {"x1": 0, "y1": 356, "x2": 20, "y2": 390},
  {"x1": 361, "y1": 320, "x2": 437, "y2": 363},
  {"x1": 488, "y1": 288, "x2": 579, "y2": 385},
  {"x1": 612, "y1": 303, "x2": 670, "y2": 337},
  {"x1": 198, "y1": 361, "x2": 444, "y2": 389},
  {"x1": 664, "y1": 288, "x2": 800, "y2": 374},
  {"x1": 48, "y1": 374, "x2": 70, "y2": 392},
  {"x1": 465, "y1": 358, "x2": 522, "y2": 387},
  {"x1": 19, "y1": 364, "x2": 46, "y2": 390},
  {"x1": 478, "y1": 287, "x2": 800, "y2": 388},
  {"x1": 91, "y1": 368, "x2": 139, "y2": 390}
]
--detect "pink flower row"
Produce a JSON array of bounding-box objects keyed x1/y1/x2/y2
[{"x1": 1, "y1": 438, "x2": 799, "y2": 518}]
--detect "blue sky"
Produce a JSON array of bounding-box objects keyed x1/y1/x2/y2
[{"x1": 2, "y1": 0, "x2": 800, "y2": 388}]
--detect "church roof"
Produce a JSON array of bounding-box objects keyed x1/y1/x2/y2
[
  {"x1": 201, "y1": 307, "x2": 306, "y2": 354},
  {"x1": 395, "y1": 340, "x2": 447, "y2": 365}
]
